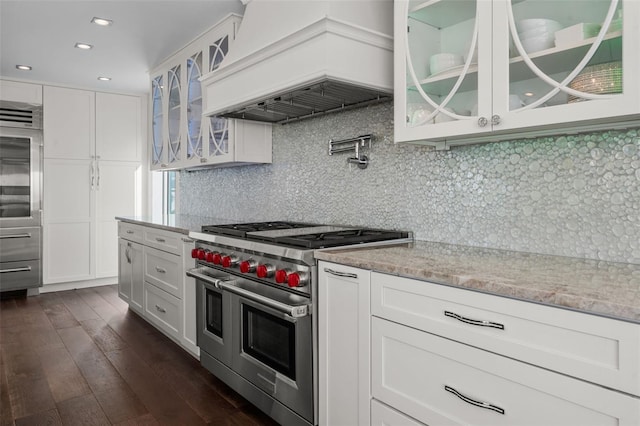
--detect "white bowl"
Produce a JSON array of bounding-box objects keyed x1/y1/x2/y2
[
  {"x1": 429, "y1": 53, "x2": 464, "y2": 75},
  {"x1": 412, "y1": 107, "x2": 434, "y2": 126},
  {"x1": 517, "y1": 18, "x2": 562, "y2": 33},
  {"x1": 518, "y1": 24, "x2": 562, "y2": 40},
  {"x1": 521, "y1": 35, "x2": 555, "y2": 53}
]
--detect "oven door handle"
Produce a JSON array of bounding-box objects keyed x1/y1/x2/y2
[
  {"x1": 186, "y1": 268, "x2": 232, "y2": 289},
  {"x1": 218, "y1": 282, "x2": 310, "y2": 319}
]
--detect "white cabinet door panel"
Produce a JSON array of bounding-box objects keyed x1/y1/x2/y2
[
  {"x1": 0, "y1": 80, "x2": 42, "y2": 104},
  {"x1": 44, "y1": 222, "x2": 92, "y2": 283},
  {"x1": 96, "y1": 93, "x2": 141, "y2": 162},
  {"x1": 44, "y1": 159, "x2": 93, "y2": 221},
  {"x1": 43, "y1": 86, "x2": 94, "y2": 159}
]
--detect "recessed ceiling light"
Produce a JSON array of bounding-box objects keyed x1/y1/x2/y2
[
  {"x1": 16, "y1": 65, "x2": 32, "y2": 71},
  {"x1": 523, "y1": 92, "x2": 535, "y2": 97},
  {"x1": 91, "y1": 17, "x2": 113, "y2": 26},
  {"x1": 75, "y1": 42, "x2": 93, "y2": 50},
  {"x1": 97, "y1": 77, "x2": 111, "y2": 81}
]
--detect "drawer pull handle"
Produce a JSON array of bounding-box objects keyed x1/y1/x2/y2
[
  {"x1": 155, "y1": 237, "x2": 166, "y2": 243},
  {"x1": 0, "y1": 266, "x2": 32, "y2": 274},
  {"x1": 126, "y1": 230, "x2": 134, "y2": 234},
  {"x1": 155, "y1": 305, "x2": 166, "y2": 313},
  {"x1": 155, "y1": 267, "x2": 166, "y2": 274},
  {"x1": 0, "y1": 233, "x2": 31, "y2": 239},
  {"x1": 444, "y1": 385, "x2": 505, "y2": 415},
  {"x1": 324, "y1": 268, "x2": 357, "y2": 279},
  {"x1": 444, "y1": 311, "x2": 504, "y2": 330}
]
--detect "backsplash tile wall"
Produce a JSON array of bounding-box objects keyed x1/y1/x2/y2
[{"x1": 180, "y1": 102, "x2": 640, "y2": 264}]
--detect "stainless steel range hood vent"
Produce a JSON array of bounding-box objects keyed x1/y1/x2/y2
[
  {"x1": 220, "y1": 80, "x2": 392, "y2": 124},
  {"x1": 201, "y1": 0, "x2": 393, "y2": 124}
]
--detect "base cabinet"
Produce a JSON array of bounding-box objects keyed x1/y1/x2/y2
[
  {"x1": 117, "y1": 221, "x2": 197, "y2": 357},
  {"x1": 318, "y1": 261, "x2": 371, "y2": 426}
]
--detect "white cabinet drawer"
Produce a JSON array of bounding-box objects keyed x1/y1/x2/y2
[
  {"x1": 371, "y1": 272, "x2": 640, "y2": 396},
  {"x1": 143, "y1": 247, "x2": 181, "y2": 298},
  {"x1": 118, "y1": 221, "x2": 143, "y2": 244},
  {"x1": 372, "y1": 317, "x2": 640, "y2": 426},
  {"x1": 143, "y1": 227, "x2": 182, "y2": 255},
  {"x1": 144, "y1": 282, "x2": 181, "y2": 342},
  {"x1": 371, "y1": 400, "x2": 425, "y2": 426}
]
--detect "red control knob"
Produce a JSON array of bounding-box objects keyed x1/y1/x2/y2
[
  {"x1": 256, "y1": 264, "x2": 275, "y2": 278},
  {"x1": 212, "y1": 253, "x2": 222, "y2": 265},
  {"x1": 275, "y1": 269, "x2": 290, "y2": 284},
  {"x1": 205, "y1": 251, "x2": 216, "y2": 263},
  {"x1": 239, "y1": 260, "x2": 257, "y2": 273},
  {"x1": 191, "y1": 248, "x2": 199, "y2": 258},
  {"x1": 287, "y1": 271, "x2": 309, "y2": 288},
  {"x1": 197, "y1": 249, "x2": 206, "y2": 260},
  {"x1": 221, "y1": 255, "x2": 238, "y2": 268}
]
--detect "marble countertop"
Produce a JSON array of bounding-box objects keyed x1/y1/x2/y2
[
  {"x1": 315, "y1": 241, "x2": 640, "y2": 324},
  {"x1": 116, "y1": 214, "x2": 238, "y2": 234}
]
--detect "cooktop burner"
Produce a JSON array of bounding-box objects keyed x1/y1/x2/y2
[
  {"x1": 201, "y1": 222, "x2": 410, "y2": 249},
  {"x1": 201, "y1": 221, "x2": 319, "y2": 238}
]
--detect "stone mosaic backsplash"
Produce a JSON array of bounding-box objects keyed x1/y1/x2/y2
[{"x1": 180, "y1": 102, "x2": 640, "y2": 264}]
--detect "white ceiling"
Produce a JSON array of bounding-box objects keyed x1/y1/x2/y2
[{"x1": 0, "y1": 0, "x2": 245, "y2": 95}]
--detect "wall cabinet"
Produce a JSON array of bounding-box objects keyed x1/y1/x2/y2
[
  {"x1": 117, "y1": 221, "x2": 198, "y2": 357},
  {"x1": 150, "y1": 14, "x2": 272, "y2": 171},
  {"x1": 0, "y1": 79, "x2": 43, "y2": 104},
  {"x1": 43, "y1": 86, "x2": 143, "y2": 285},
  {"x1": 317, "y1": 262, "x2": 371, "y2": 426},
  {"x1": 394, "y1": 0, "x2": 640, "y2": 148}
]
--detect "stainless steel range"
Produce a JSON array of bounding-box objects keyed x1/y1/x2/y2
[{"x1": 187, "y1": 221, "x2": 411, "y2": 426}]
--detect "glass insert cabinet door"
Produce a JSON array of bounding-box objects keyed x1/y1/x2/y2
[
  {"x1": 167, "y1": 64, "x2": 182, "y2": 165},
  {"x1": 208, "y1": 35, "x2": 231, "y2": 161},
  {"x1": 151, "y1": 76, "x2": 164, "y2": 167},
  {"x1": 186, "y1": 52, "x2": 204, "y2": 162},
  {"x1": 396, "y1": 0, "x2": 637, "y2": 145}
]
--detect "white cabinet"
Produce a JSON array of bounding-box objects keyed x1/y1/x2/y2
[
  {"x1": 317, "y1": 261, "x2": 371, "y2": 426},
  {"x1": 43, "y1": 86, "x2": 143, "y2": 285},
  {"x1": 117, "y1": 221, "x2": 198, "y2": 357},
  {"x1": 0, "y1": 80, "x2": 42, "y2": 104},
  {"x1": 150, "y1": 14, "x2": 272, "y2": 170},
  {"x1": 394, "y1": 0, "x2": 640, "y2": 148},
  {"x1": 118, "y1": 238, "x2": 143, "y2": 314},
  {"x1": 369, "y1": 271, "x2": 640, "y2": 425}
]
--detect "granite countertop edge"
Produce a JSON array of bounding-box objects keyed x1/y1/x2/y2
[{"x1": 315, "y1": 242, "x2": 640, "y2": 325}]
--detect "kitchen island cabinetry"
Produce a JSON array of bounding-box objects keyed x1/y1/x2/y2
[
  {"x1": 150, "y1": 14, "x2": 271, "y2": 171},
  {"x1": 317, "y1": 259, "x2": 640, "y2": 425},
  {"x1": 394, "y1": 0, "x2": 640, "y2": 148},
  {"x1": 117, "y1": 221, "x2": 198, "y2": 357},
  {"x1": 317, "y1": 262, "x2": 371, "y2": 426},
  {"x1": 43, "y1": 86, "x2": 143, "y2": 287}
]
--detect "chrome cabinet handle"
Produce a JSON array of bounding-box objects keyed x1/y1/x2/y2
[
  {"x1": 444, "y1": 310, "x2": 504, "y2": 330},
  {"x1": 155, "y1": 266, "x2": 166, "y2": 274},
  {"x1": 0, "y1": 266, "x2": 32, "y2": 274},
  {"x1": 126, "y1": 230, "x2": 134, "y2": 234},
  {"x1": 155, "y1": 237, "x2": 166, "y2": 243},
  {"x1": 445, "y1": 385, "x2": 505, "y2": 415},
  {"x1": 0, "y1": 233, "x2": 31, "y2": 239},
  {"x1": 155, "y1": 305, "x2": 166, "y2": 313},
  {"x1": 90, "y1": 162, "x2": 95, "y2": 189},
  {"x1": 478, "y1": 116, "x2": 488, "y2": 127},
  {"x1": 324, "y1": 268, "x2": 358, "y2": 279},
  {"x1": 125, "y1": 243, "x2": 131, "y2": 264},
  {"x1": 96, "y1": 160, "x2": 100, "y2": 189},
  {"x1": 491, "y1": 114, "x2": 501, "y2": 126}
]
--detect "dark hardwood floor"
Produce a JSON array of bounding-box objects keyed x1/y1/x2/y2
[{"x1": 0, "y1": 285, "x2": 279, "y2": 426}]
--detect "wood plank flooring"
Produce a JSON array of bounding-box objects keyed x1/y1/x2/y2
[{"x1": 0, "y1": 285, "x2": 279, "y2": 426}]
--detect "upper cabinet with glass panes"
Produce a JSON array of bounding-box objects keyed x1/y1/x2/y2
[
  {"x1": 394, "y1": 0, "x2": 640, "y2": 149},
  {"x1": 150, "y1": 14, "x2": 272, "y2": 170}
]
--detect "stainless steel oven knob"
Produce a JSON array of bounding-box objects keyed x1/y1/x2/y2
[
  {"x1": 275, "y1": 268, "x2": 291, "y2": 284},
  {"x1": 239, "y1": 259, "x2": 257, "y2": 273},
  {"x1": 256, "y1": 263, "x2": 275, "y2": 278},
  {"x1": 221, "y1": 255, "x2": 239, "y2": 268},
  {"x1": 287, "y1": 271, "x2": 309, "y2": 288}
]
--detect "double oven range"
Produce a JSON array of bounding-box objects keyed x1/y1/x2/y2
[{"x1": 187, "y1": 222, "x2": 411, "y2": 426}]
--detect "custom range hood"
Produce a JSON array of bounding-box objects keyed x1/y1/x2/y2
[{"x1": 200, "y1": 0, "x2": 393, "y2": 124}]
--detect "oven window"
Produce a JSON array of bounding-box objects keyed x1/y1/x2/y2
[
  {"x1": 0, "y1": 136, "x2": 30, "y2": 218},
  {"x1": 205, "y1": 288, "x2": 223, "y2": 338},
  {"x1": 243, "y1": 304, "x2": 296, "y2": 380}
]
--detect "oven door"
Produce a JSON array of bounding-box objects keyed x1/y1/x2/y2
[
  {"x1": 189, "y1": 267, "x2": 234, "y2": 367},
  {"x1": 222, "y1": 279, "x2": 313, "y2": 424},
  {"x1": 0, "y1": 127, "x2": 42, "y2": 228}
]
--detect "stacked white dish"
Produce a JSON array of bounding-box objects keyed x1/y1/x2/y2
[
  {"x1": 516, "y1": 19, "x2": 563, "y2": 53},
  {"x1": 429, "y1": 53, "x2": 464, "y2": 75}
]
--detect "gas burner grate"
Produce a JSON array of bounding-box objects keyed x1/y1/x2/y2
[
  {"x1": 275, "y1": 229, "x2": 410, "y2": 249},
  {"x1": 201, "y1": 221, "x2": 320, "y2": 238}
]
